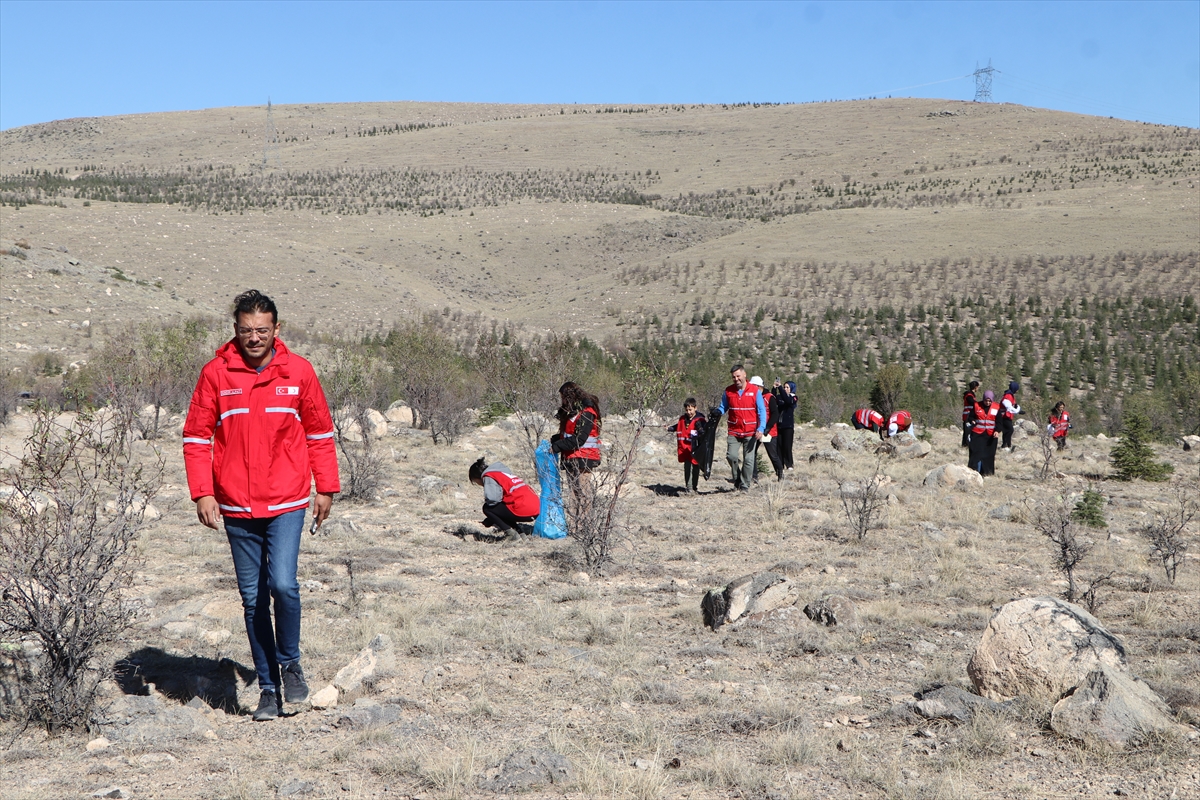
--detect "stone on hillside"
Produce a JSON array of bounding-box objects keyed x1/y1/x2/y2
[
  {"x1": 894, "y1": 438, "x2": 932, "y2": 459},
  {"x1": 86, "y1": 737, "x2": 111, "y2": 752},
  {"x1": 91, "y1": 788, "x2": 129, "y2": 799},
  {"x1": 702, "y1": 572, "x2": 798, "y2": 630},
  {"x1": 334, "y1": 698, "x2": 404, "y2": 729},
  {"x1": 1018, "y1": 419, "x2": 1041, "y2": 436},
  {"x1": 727, "y1": 603, "x2": 812, "y2": 634},
  {"x1": 310, "y1": 684, "x2": 339, "y2": 709},
  {"x1": 809, "y1": 449, "x2": 845, "y2": 464},
  {"x1": 923, "y1": 463, "x2": 984, "y2": 488},
  {"x1": 830, "y1": 431, "x2": 865, "y2": 452},
  {"x1": 1050, "y1": 665, "x2": 1183, "y2": 748},
  {"x1": 416, "y1": 475, "x2": 454, "y2": 496},
  {"x1": 334, "y1": 634, "x2": 395, "y2": 694},
  {"x1": 1180, "y1": 435, "x2": 1200, "y2": 451},
  {"x1": 968, "y1": 597, "x2": 1127, "y2": 702},
  {"x1": 99, "y1": 693, "x2": 214, "y2": 743},
  {"x1": 479, "y1": 749, "x2": 573, "y2": 793},
  {"x1": 384, "y1": 402, "x2": 413, "y2": 426},
  {"x1": 803, "y1": 595, "x2": 858, "y2": 628},
  {"x1": 913, "y1": 685, "x2": 1005, "y2": 723},
  {"x1": 277, "y1": 778, "x2": 317, "y2": 797},
  {"x1": 365, "y1": 408, "x2": 388, "y2": 439},
  {"x1": 794, "y1": 508, "x2": 832, "y2": 526}
]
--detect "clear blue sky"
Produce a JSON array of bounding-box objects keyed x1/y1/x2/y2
[{"x1": 1, "y1": 0, "x2": 1196, "y2": 130}]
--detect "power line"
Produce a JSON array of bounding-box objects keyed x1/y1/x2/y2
[{"x1": 973, "y1": 60, "x2": 997, "y2": 103}]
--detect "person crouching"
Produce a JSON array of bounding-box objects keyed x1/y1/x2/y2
[
  {"x1": 469, "y1": 457, "x2": 541, "y2": 534},
  {"x1": 667, "y1": 398, "x2": 706, "y2": 493}
]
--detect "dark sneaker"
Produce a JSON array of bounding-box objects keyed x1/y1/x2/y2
[
  {"x1": 281, "y1": 662, "x2": 309, "y2": 704},
  {"x1": 252, "y1": 689, "x2": 281, "y2": 721}
]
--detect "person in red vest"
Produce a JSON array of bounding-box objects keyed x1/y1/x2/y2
[
  {"x1": 666, "y1": 398, "x2": 707, "y2": 492},
  {"x1": 1048, "y1": 401, "x2": 1072, "y2": 450},
  {"x1": 968, "y1": 390, "x2": 1002, "y2": 475},
  {"x1": 851, "y1": 408, "x2": 886, "y2": 437},
  {"x1": 999, "y1": 381, "x2": 1022, "y2": 450},
  {"x1": 886, "y1": 410, "x2": 913, "y2": 438},
  {"x1": 962, "y1": 380, "x2": 980, "y2": 448},
  {"x1": 750, "y1": 376, "x2": 783, "y2": 480},
  {"x1": 183, "y1": 290, "x2": 340, "y2": 722},
  {"x1": 469, "y1": 457, "x2": 541, "y2": 534},
  {"x1": 712, "y1": 364, "x2": 766, "y2": 491},
  {"x1": 551, "y1": 381, "x2": 603, "y2": 505}
]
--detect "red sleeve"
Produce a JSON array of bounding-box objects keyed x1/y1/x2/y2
[
  {"x1": 182, "y1": 363, "x2": 218, "y2": 502},
  {"x1": 300, "y1": 364, "x2": 341, "y2": 494}
]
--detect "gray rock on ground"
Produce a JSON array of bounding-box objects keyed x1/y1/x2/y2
[
  {"x1": 923, "y1": 463, "x2": 984, "y2": 488},
  {"x1": 1050, "y1": 665, "x2": 1185, "y2": 748},
  {"x1": 809, "y1": 449, "x2": 846, "y2": 464},
  {"x1": 893, "y1": 438, "x2": 932, "y2": 459},
  {"x1": 968, "y1": 597, "x2": 1127, "y2": 702},
  {"x1": 913, "y1": 685, "x2": 1006, "y2": 723},
  {"x1": 334, "y1": 633, "x2": 396, "y2": 694},
  {"x1": 98, "y1": 693, "x2": 215, "y2": 743},
  {"x1": 830, "y1": 430, "x2": 874, "y2": 452},
  {"x1": 479, "y1": 749, "x2": 573, "y2": 793},
  {"x1": 803, "y1": 595, "x2": 858, "y2": 628},
  {"x1": 702, "y1": 572, "x2": 798, "y2": 630}
]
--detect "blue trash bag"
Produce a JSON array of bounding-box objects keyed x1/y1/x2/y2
[{"x1": 532, "y1": 440, "x2": 567, "y2": 540}]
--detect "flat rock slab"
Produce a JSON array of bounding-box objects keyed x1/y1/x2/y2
[
  {"x1": 803, "y1": 595, "x2": 858, "y2": 628},
  {"x1": 479, "y1": 749, "x2": 573, "y2": 793},
  {"x1": 968, "y1": 597, "x2": 1127, "y2": 702},
  {"x1": 98, "y1": 694, "x2": 215, "y2": 743},
  {"x1": 1051, "y1": 665, "x2": 1183, "y2": 748},
  {"x1": 913, "y1": 685, "x2": 1006, "y2": 723},
  {"x1": 702, "y1": 572, "x2": 798, "y2": 630}
]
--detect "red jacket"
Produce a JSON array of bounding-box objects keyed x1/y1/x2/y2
[
  {"x1": 854, "y1": 408, "x2": 884, "y2": 431},
  {"x1": 563, "y1": 407, "x2": 602, "y2": 461},
  {"x1": 724, "y1": 384, "x2": 761, "y2": 438},
  {"x1": 888, "y1": 410, "x2": 912, "y2": 434},
  {"x1": 1049, "y1": 411, "x2": 1070, "y2": 438},
  {"x1": 484, "y1": 468, "x2": 541, "y2": 518},
  {"x1": 671, "y1": 413, "x2": 706, "y2": 464},
  {"x1": 962, "y1": 391, "x2": 976, "y2": 422},
  {"x1": 183, "y1": 338, "x2": 340, "y2": 518},
  {"x1": 972, "y1": 402, "x2": 1000, "y2": 436}
]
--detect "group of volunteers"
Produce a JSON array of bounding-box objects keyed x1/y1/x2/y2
[{"x1": 183, "y1": 289, "x2": 1075, "y2": 722}]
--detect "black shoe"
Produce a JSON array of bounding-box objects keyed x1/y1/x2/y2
[
  {"x1": 281, "y1": 662, "x2": 309, "y2": 704},
  {"x1": 253, "y1": 689, "x2": 281, "y2": 721}
]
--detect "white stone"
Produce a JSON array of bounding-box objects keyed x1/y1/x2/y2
[
  {"x1": 86, "y1": 737, "x2": 111, "y2": 752},
  {"x1": 923, "y1": 463, "x2": 984, "y2": 488},
  {"x1": 310, "y1": 684, "x2": 339, "y2": 709},
  {"x1": 384, "y1": 403, "x2": 413, "y2": 426}
]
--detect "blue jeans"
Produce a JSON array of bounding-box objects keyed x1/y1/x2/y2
[{"x1": 224, "y1": 508, "x2": 306, "y2": 692}]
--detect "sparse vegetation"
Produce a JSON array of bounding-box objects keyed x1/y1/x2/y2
[
  {"x1": 1141, "y1": 482, "x2": 1197, "y2": 583},
  {"x1": 1111, "y1": 410, "x2": 1174, "y2": 481}
]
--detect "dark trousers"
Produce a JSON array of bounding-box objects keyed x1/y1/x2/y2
[
  {"x1": 961, "y1": 422, "x2": 971, "y2": 448},
  {"x1": 1055, "y1": 435, "x2": 1068, "y2": 451},
  {"x1": 683, "y1": 461, "x2": 700, "y2": 490},
  {"x1": 969, "y1": 434, "x2": 997, "y2": 475},
  {"x1": 482, "y1": 502, "x2": 534, "y2": 532},
  {"x1": 762, "y1": 437, "x2": 783, "y2": 480},
  {"x1": 778, "y1": 427, "x2": 795, "y2": 469},
  {"x1": 998, "y1": 416, "x2": 1014, "y2": 449}
]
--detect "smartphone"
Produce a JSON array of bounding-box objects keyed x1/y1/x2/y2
[{"x1": 310, "y1": 518, "x2": 319, "y2": 535}]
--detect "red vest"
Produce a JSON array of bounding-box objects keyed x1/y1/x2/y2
[
  {"x1": 1001, "y1": 392, "x2": 1016, "y2": 420},
  {"x1": 564, "y1": 407, "x2": 601, "y2": 461},
  {"x1": 764, "y1": 393, "x2": 779, "y2": 437},
  {"x1": 725, "y1": 384, "x2": 761, "y2": 438},
  {"x1": 485, "y1": 468, "x2": 541, "y2": 518},
  {"x1": 962, "y1": 391, "x2": 976, "y2": 422},
  {"x1": 889, "y1": 410, "x2": 912, "y2": 433},
  {"x1": 972, "y1": 402, "x2": 1000, "y2": 435},
  {"x1": 854, "y1": 408, "x2": 884, "y2": 430},
  {"x1": 1050, "y1": 411, "x2": 1070, "y2": 438},
  {"x1": 675, "y1": 413, "x2": 704, "y2": 464}
]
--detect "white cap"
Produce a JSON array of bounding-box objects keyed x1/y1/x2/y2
[{"x1": 749, "y1": 376, "x2": 764, "y2": 386}]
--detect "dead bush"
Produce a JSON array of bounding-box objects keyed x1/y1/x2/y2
[{"x1": 1141, "y1": 481, "x2": 1197, "y2": 583}]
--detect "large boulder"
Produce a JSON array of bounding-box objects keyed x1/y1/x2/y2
[
  {"x1": 968, "y1": 597, "x2": 1127, "y2": 702},
  {"x1": 923, "y1": 463, "x2": 984, "y2": 488},
  {"x1": 894, "y1": 438, "x2": 932, "y2": 459},
  {"x1": 384, "y1": 402, "x2": 413, "y2": 426},
  {"x1": 365, "y1": 409, "x2": 388, "y2": 439},
  {"x1": 1050, "y1": 665, "x2": 1183, "y2": 748},
  {"x1": 701, "y1": 572, "x2": 798, "y2": 630},
  {"x1": 803, "y1": 595, "x2": 858, "y2": 628},
  {"x1": 831, "y1": 430, "x2": 872, "y2": 452}
]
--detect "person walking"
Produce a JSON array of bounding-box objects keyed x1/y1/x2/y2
[
  {"x1": 551, "y1": 381, "x2": 603, "y2": 507},
  {"x1": 886, "y1": 409, "x2": 913, "y2": 438},
  {"x1": 469, "y1": 457, "x2": 540, "y2": 533},
  {"x1": 1048, "y1": 401, "x2": 1072, "y2": 450},
  {"x1": 183, "y1": 290, "x2": 340, "y2": 722},
  {"x1": 774, "y1": 380, "x2": 798, "y2": 470},
  {"x1": 712, "y1": 364, "x2": 765, "y2": 491},
  {"x1": 962, "y1": 380, "x2": 980, "y2": 448},
  {"x1": 968, "y1": 390, "x2": 1001, "y2": 475},
  {"x1": 751, "y1": 377, "x2": 783, "y2": 480},
  {"x1": 999, "y1": 381, "x2": 1022, "y2": 450},
  {"x1": 851, "y1": 407, "x2": 886, "y2": 437},
  {"x1": 666, "y1": 398, "x2": 707, "y2": 492}
]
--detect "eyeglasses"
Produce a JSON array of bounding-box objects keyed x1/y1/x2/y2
[{"x1": 237, "y1": 327, "x2": 273, "y2": 338}]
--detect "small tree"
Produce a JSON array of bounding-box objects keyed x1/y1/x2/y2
[
  {"x1": 869, "y1": 365, "x2": 907, "y2": 420},
  {"x1": 1071, "y1": 486, "x2": 1107, "y2": 528},
  {"x1": 1029, "y1": 496, "x2": 1091, "y2": 602},
  {"x1": 385, "y1": 319, "x2": 476, "y2": 444},
  {"x1": 1110, "y1": 410, "x2": 1173, "y2": 482},
  {"x1": 1036, "y1": 423, "x2": 1058, "y2": 481},
  {"x1": 1141, "y1": 483, "x2": 1196, "y2": 583},
  {"x1": 322, "y1": 348, "x2": 389, "y2": 501},
  {"x1": 0, "y1": 404, "x2": 162, "y2": 730},
  {"x1": 837, "y1": 458, "x2": 887, "y2": 541}
]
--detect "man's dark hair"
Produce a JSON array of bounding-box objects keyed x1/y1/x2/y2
[
  {"x1": 730, "y1": 364, "x2": 744, "y2": 375},
  {"x1": 469, "y1": 456, "x2": 488, "y2": 483},
  {"x1": 684, "y1": 397, "x2": 697, "y2": 407},
  {"x1": 232, "y1": 290, "x2": 278, "y2": 324}
]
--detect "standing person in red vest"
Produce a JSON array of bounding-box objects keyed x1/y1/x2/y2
[
  {"x1": 666, "y1": 398, "x2": 707, "y2": 493},
  {"x1": 551, "y1": 381, "x2": 603, "y2": 507},
  {"x1": 968, "y1": 390, "x2": 1002, "y2": 475},
  {"x1": 712, "y1": 365, "x2": 766, "y2": 491},
  {"x1": 886, "y1": 410, "x2": 913, "y2": 438},
  {"x1": 999, "y1": 381, "x2": 1022, "y2": 450},
  {"x1": 1048, "y1": 401, "x2": 1072, "y2": 450},
  {"x1": 962, "y1": 380, "x2": 980, "y2": 448},
  {"x1": 469, "y1": 457, "x2": 540, "y2": 534},
  {"x1": 851, "y1": 407, "x2": 886, "y2": 438},
  {"x1": 750, "y1": 376, "x2": 783, "y2": 480},
  {"x1": 183, "y1": 290, "x2": 340, "y2": 722}
]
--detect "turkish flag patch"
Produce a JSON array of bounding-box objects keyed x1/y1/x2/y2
[{"x1": 276, "y1": 386, "x2": 300, "y2": 395}]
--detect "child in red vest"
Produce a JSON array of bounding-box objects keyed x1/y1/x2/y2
[
  {"x1": 469, "y1": 457, "x2": 541, "y2": 534},
  {"x1": 667, "y1": 398, "x2": 707, "y2": 493}
]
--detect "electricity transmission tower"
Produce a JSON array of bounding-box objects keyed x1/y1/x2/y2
[
  {"x1": 973, "y1": 61, "x2": 997, "y2": 103},
  {"x1": 263, "y1": 98, "x2": 280, "y2": 168}
]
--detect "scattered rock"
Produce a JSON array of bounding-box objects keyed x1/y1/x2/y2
[
  {"x1": 830, "y1": 431, "x2": 870, "y2": 452},
  {"x1": 99, "y1": 692, "x2": 215, "y2": 743},
  {"x1": 364, "y1": 408, "x2": 388, "y2": 439},
  {"x1": 479, "y1": 749, "x2": 573, "y2": 793},
  {"x1": 384, "y1": 403, "x2": 413, "y2": 426},
  {"x1": 86, "y1": 737, "x2": 111, "y2": 752},
  {"x1": 334, "y1": 698, "x2": 404, "y2": 729},
  {"x1": 793, "y1": 508, "x2": 832, "y2": 525},
  {"x1": 310, "y1": 685, "x2": 339, "y2": 709},
  {"x1": 968, "y1": 597, "x2": 1127, "y2": 702},
  {"x1": 91, "y1": 788, "x2": 128, "y2": 799},
  {"x1": 415, "y1": 475, "x2": 454, "y2": 496},
  {"x1": 571, "y1": 571, "x2": 590, "y2": 586},
  {"x1": 1018, "y1": 419, "x2": 1041, "y2": 436},
  {"x1": 727, "y1": 603, "x2": 812, "y2": 634},
  {"x1": 803, "y1": 595, "x2": 858, "y2": 628},
  {"x1": 14, "y1": 238, "x2": 30, "y2": 249},
  {"x1": 334, "y1": 633, "x2": 395, "y2": 694},
  {"x1": 277, "y1": 777, "x2": 317, "y2": 797},
  {"x1": 702, "y1": 572, "x2": 798, "y2": 630},
  {"x1": 894, "y1": 438, "x2": 932, "y2": 459},
  {"x1": 913, "y1": 685, "x2": 1005, "y2": 723},
  {"x1": 988, "y1": 505, "x2": 1017, "y2": 521},
  {"x1": 923, "y1": 463, "x2": 984, "y2": 488},
  {"x1": 809, "y1": 449, "x2": 846, "y2": 464},
  {"x1": 1050, "y1": 665, "x2": 1184, "y2": 748},
  {"x1": 1180, "y1": 435, "x2": 1200, "y2": 451}
]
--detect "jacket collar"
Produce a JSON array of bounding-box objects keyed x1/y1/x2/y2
[{"x1": 216, "y1": 337, "x2": 292, "y2": 376}]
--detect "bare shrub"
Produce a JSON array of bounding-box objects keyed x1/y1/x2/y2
[
  {"x1": 1029, "y1": 496, "x2": 1091, "y2": 602},
  {"x1": 0, "y1": 360, "x2": 16, "y2": 426},
  {"x1": 837, "y1": 459, "x2": 887, "y2": 541},
  {"x1": 1141, "y1": 482, "x2": 1197, "y2": 583},
  {"x1": 1036, "y1": 424, "x2": 1058, "y2": 481},
  {"x1": 0, "y1": 404, "x2": 162, "y2": 730},
  {"x1": 385, "y1": 319, "x2": 477, "y2": 445},
  {"x1": 322, "y1": 347, "x2": 390, "y2": 501}
]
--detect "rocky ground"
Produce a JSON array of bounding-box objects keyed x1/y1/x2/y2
[{"x1": 1, "y1": 410, "x2": 1198, "y2": 800}]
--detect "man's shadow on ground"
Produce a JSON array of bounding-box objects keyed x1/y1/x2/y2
[
  {"x1": 644, "y1": 483, "x2": 733, "y2": 497},
  {"x1": 115, "y1": 647, "x2": 255, "y2": 714}
]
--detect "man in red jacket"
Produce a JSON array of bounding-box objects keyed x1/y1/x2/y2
[{"x1": 183, "y1": 290, "x2": 340, "y2": 721}]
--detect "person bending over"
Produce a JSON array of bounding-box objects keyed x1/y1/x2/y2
[{"x1": 469, "y1": 457, "x2": 540, "y2": 534}]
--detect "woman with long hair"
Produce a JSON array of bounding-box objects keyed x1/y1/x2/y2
[{"x1": 551, "y1": 382, "x2": 603, "y2": 513}]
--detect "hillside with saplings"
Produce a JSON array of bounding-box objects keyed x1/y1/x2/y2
[{"x1": 0, "y1": 100, "x2": 1197, "y2": 799}]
